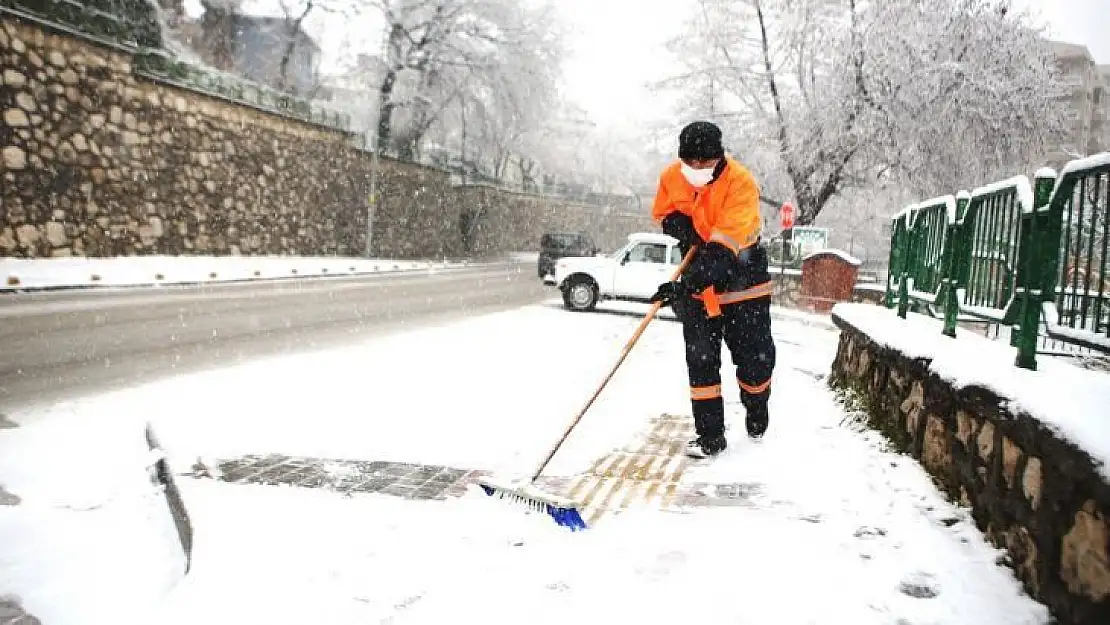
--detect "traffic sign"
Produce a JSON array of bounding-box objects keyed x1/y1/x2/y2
[{"x1": 780, "y1": 202, "x2": 795, "y2": 230}]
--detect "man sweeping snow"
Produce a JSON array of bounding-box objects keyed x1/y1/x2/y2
[{"x1": 649, "y1": 121, "x2": 777, "y2": 459}]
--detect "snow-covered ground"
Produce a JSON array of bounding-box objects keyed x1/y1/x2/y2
[
  {"x1": 0, "y1": 255, "x2": 469, "y2": 291},
  {"x1": 1, "y1": 299, "x2": 1050, "y2": 624}
]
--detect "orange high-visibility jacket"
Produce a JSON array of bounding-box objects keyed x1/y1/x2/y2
[{"x1": 651, "y1": 156, "x2": 762, "y2": 255}]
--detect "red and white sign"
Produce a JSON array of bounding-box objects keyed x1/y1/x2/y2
[{"x1": 780, "y1": 202, "x2": 795, "y2": 230}]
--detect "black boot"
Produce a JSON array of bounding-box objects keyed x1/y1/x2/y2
[
  {"x1": 745, "y1": 401, "x2": 769, "y2": 439},
  {"x1": 685, "y1": 434, "x2": 727, "y2": 459}
]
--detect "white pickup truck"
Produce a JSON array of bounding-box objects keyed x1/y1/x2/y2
[{"x1": 553, "y1": 232, "x2": 683, "y2": 311}]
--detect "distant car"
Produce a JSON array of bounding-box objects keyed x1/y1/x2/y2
[
  {"x1": 554, "y1": 232, "x2": 682, "y2": 311},
  {"x1": 538, "y1": 232, "x2": 598, "y2": 280}
]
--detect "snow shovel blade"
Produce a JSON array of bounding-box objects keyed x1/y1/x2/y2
[
  {"x1": 475, "y1": 474, "x2": 587, "y2": 531},
  {"x1": 144, "y1": 422, "x2": 193, "y2": 573}
]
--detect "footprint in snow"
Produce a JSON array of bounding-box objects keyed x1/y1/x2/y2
[
  {"x1": 853, "y1": 526, "x2": 887, "y2": 539},
  {"x1": 898, "y1": 572, "x2": 939, "y2": 599}
]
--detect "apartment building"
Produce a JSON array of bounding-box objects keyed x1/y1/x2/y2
[
  {"x1": 1045, "y1": 40, "x2": 1107, "y2": 167},
  {"x1": 1098, "y1": 65, "x2": 1110, "y2": 151}
]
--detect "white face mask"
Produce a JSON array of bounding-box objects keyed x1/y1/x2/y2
[{"x1": 681, "y1": 163, "x2": 715, "y2": 187}]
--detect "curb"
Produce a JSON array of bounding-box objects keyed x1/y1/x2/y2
[{"x1": 0, "y1": 261, "x2": 515, "y2": 294}]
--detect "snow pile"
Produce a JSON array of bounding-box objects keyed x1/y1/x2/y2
[
  {"x1": 0, "y1": 414, "x2": 188, "y2": 625},
  {"x1": 0, "y1": 255, "x2": 467, "y2": 291},
  {"x1": 832, "y1": 302, "x2": 1110, "y2": 481}
]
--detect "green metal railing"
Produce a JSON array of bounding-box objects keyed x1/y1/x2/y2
[
  {"x1": 884, "y1": 209, "x2": 911, "y2": 307},
  {"x1": 1043, "y1": 156, "x2": 1110, "y2": 352},
  {"x1": 885, "y1": 153, "x2": 1110, "y2": 369},
  {"x1": 906, "y1": 196, "x2": 956, "y2": 304}
]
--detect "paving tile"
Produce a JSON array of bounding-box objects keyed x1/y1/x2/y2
[
  {"x1": 428, "y1": 468, "x2": 466, "y2": 484},
  {"x1": 253, "y1": 464, "x2": 309, "y2": 486},
  {"x1": 412, "y1": 483, "x2": 450, "y2": 500},
  {"x1": 353, "y1": 476, "x2": 399, "y2": 493},
  {"x1": 294, "y1": 469, "x2": 332, "y2": 489},
  {"x1": 410, "y1": 465, "x2": 442, "y2": 480},
  {"x1": 382, "y1": 463, "x2": 416, "y2": 477},
  {"x1": 220, "y1": 455, "x2": 288, "y2": 482},
  {"x1": 381, "y1": 483, "x2": 418, "y2": 498}
]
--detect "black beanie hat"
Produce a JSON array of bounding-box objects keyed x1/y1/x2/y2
[{"x1": 678, "y1": 121, "x2": 724, "y2": 160}]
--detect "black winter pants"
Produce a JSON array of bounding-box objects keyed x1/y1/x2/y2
[{"x1": 672, "y1": 294, "x2": 776, "y2": 439}]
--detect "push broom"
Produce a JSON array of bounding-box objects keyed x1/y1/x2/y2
[{"x1": 477, "y1": 247, "x2": 700, "y2": 530}]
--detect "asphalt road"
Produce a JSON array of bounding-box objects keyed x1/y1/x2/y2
[{"x1": 0, "y1": 260, "x2": 553, "y2": 419}]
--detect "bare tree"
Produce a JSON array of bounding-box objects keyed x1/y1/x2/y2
[
  {"x1": 659, "y1": 0, "x2": 1069, "y2": 226},
  {"x1": 270, "y1": 0, "x2": 362, "y2": 95},
  {"x1": 366, "y1": 0, "x2": 565, "y2": 163}
]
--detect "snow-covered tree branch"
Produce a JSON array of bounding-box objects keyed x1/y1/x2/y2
[
  {"x1": 659, "y1": 0, "x2": 1070, "y2": 226},
  {"x1": 365, "y1": 0, "x2": 566, "y2": 167}
]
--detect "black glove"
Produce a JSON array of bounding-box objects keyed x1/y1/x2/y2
[
  {"x1": 649, "y1": 280, "x2": 693, "y2": 307},
  {"x1": 685, "y1": 242, "x2": 739, "y2": 292},
  {"x1": 661, "y1": 212, "x2": 703, "y2": 255}
]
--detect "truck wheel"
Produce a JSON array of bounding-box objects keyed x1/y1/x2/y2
[{"x1": 562, "y1": 276, "x2": 598, "y2": 311}]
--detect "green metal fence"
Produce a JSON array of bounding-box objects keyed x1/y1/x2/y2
[
  {"x1": 885, "y1": 153, "x2": 1110, "y2": 369},
  {"x1": 906, "y1": 196, "x2": 956, "y2": 305}
]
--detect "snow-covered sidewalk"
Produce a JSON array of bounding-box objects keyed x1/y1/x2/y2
[
  {"x1": 1, "y1": 299, "x2": 1049, "y2": 624},
  {"x1": 1, "y1": 255, "x2": 469, "y2": 291}
]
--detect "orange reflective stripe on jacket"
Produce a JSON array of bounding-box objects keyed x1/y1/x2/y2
[
  {"x1": 651, "y1": 156, "x2": 762, "y2": 256},
  {"x1": 692, "y1": 280, "x2": 773, "y2": 306},
  {"x1": 717, "y1": 281, "x2": 773, "y2": 305}
]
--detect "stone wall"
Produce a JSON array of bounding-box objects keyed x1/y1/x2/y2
[
  {"x1": 829, "y1": 312, "x2": 1110, "y2": 625},
  {"x1": 0, "y1": 13, "x2": 653, "y2": 260}
]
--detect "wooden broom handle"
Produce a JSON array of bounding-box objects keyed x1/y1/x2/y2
[{"x1": 528, "y1": 247, "x2": 699, "y2": 481}]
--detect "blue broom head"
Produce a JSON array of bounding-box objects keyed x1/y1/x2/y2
[
  {"x1": 546, "y1": 504, "x2": 587, "y2": 531},
  {"x1": 478, "y1": 481, "x2": 588, "y2": 531}
]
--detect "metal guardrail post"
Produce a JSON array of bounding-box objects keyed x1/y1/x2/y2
[
  {"x1": 941, "y1": 193, "x2": 969, "y2": 337},
  {"x1": 886, "y1": 212, "x2": 910, "y2": 309},
  {"x1": 896, "y1": 211, "x2": 913, "y2": 319},
  {"x1": 884, "y1": 222, "x2": 899, "y2": 309},
  {"x1": 1012, "y1": 171, "x2": 1058, "y2": 369}
]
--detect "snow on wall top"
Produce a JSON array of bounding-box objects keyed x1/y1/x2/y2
[
  {"x1": 803, "y1": 249, "x2": 861, "y2": 266},
  {"x1": 831, "y1": 302, "x2": 1110, "y2": 483}
]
